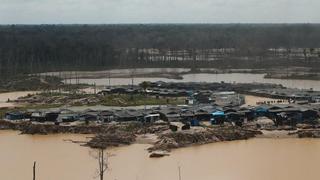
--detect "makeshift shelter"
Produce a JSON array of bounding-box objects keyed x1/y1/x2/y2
[
  {"x1": 211, "y1": 111, "x2": 225, "y2": 125},
  {"x1": 143, "y1": 113, "x2": 160, "y2": 123},
  {"x1": 190, "y1": 119, "x2": 200, "y2": 126},
  {"x1": 253, "y1": 106, "x2": 269, "y2": 117},
  {"x1": 5, "y1": 112, "x2": 25, "y2": 120},
  {"x1": 99, "y1": 110, "x2": 115, "y2": 122}
]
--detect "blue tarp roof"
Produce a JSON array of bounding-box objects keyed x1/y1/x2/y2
[
  {"x1": 254, "y1": 106, "x2": 269, "y2": 112},
  {"x1": 6, "y1": 112, "x2": 24, "y2": 116},
  {"x1": 212, "y1": 111, "x2": 225, "y2": 116}
]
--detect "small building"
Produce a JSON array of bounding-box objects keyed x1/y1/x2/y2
[
  {"x1": 143, "y1": 114, "x2": 160, "y2": 123},
  {"x1": 45, "y1": 112, "x2": 60, "y2": 122},
  {"x1": 164, "y1": 111, "x2": 181, "y2": 122},
  {"x1": 194, "y1": 109, "x2": 211, "y2": 121},
  {"x1": 185, "y1": 98, "x2": 195, "y2": 105},
  {"x1": 5, "y1": 112, "x2": 25, "y2": 121},
  {"x1": 57, "y1": 114, "x2": 79, "y2": 122},
  {"x1": 114, "y1": 109, "x2": 144, "y2": 122},
  {"x1": 211, "y1": 91, "x2": 245, "y2": 106},
  {"x1": 79, "y1": 110, "x2": 99, "y2": 122},
  {"x1": 30, "y1": 111, "x2": 46, "y2": 122},
  {"x1": 240, "y1": 109, "x2": 255, "y2": 121},
  {"x1": 57, "y1": 110, "x2": 79, "y2": 122},
  {"x1": 158, "y1": 107, "x2": 181, "y2": 122},
  {"x1": 226, "y1": 112, "x2": 243, "y2": 123},
  {"x1": 211, "y1": 111, "x2": 225, "y2": 125},
  {"x1": 194, "y1": 105, "x2": 222, "y2": 121},
  {"x1": 312, "y1": 96, "x2": 320, "y2": 103},
  {"x1": 253, "y1": 106, "x2": 269, "y2": 117},
  {"x1": 194, "y1": 93, "x2": 212, "y2": 104},
  {"x1": 110, "y1": 87, "x2": 127, "y2": 94},
  {"x1": 300, "y1": 109, "x2": 319, "y2": 124},
  {"x1": 98, "y1": 88, "x2": 112, "y2": 95},
  {"x1": 190, "y1": 119, "x2": 200, "y2": 126},
  {"x1": 99, "y1": 110, "x2": 115, "y2": 122},
  {"x1": 180, "y1": 109, "x2": 195, "y2": 121},
  {"x1": 30, "y1": 111, "x2": 60, "y2": 122}
]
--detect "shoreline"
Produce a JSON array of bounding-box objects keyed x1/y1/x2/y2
[
  {"x1": 43, "y1": 68, "x2": 320, "y2": 81},
  {"x1": 1, "y1": 120, "x2": 320, "y2": 157},
  {"x1": 264, "y1": 73, "x2": 320, "y2": 80}
]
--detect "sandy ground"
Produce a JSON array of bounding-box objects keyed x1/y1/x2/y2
[
  {"x1": 135, "y1": 134, "x2": 159, "y2": 144},
  {"x1": 257, "y1": 130, "x2": 297, "y2": 138},
  {"x1": 78, "y1": 86, "x2": 104, "y2": 94}
]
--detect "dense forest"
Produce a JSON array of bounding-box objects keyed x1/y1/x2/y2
[{"x1": 1, "y1": 24, "x2": 320, "y2": 78}]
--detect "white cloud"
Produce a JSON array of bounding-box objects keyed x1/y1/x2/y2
[{"x1": 0, "y1": 0, "x2": 319, "y2": 24}]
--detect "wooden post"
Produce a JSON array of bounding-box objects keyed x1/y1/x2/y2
[
  {"x1": 108, "y1": 72, "x2": 111, "y2": 87},
  {"x1": 69, "y1": 71, "x2": 72, "y2": 85},
  {"x1": 100, "y1": 150, "x2": 104, "y2": 180},
  {"x1": 33, "y1": 161, "x2": 36, "y2": 180},
  {"x1": 178, "y1": 166, "x2": 181, "y2": 180},
  {"x1": 97, "y1": 148, "x2": 107, "y2": 180}
]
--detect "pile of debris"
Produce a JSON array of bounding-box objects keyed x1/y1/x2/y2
[
  {"x1": 297, "y1": 129, "x2": 320, "y2": 138},
  {"x1": 86, "y1": 132, "x2": 136, "y2": 149},
  {"x1": 0, "y1": 120, "x2": 26, "y2": 130},
  {"x1": 136, "y1": 124, "x2": 170, "y2": 134},
  {"x1": 0, "y1": 120, "x2": 113, "y2": 134},
  {"x1": 15, "y1": 94, "x2": 101, "y2": 106},
  {"x1": 19, "y1": 124, "x2": 106, "y2": 135},
  {"x1": 148, "y1": 127, "x2": 261, "y2": 152}
]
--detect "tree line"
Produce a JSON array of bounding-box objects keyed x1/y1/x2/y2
[{"x1": 1, "y1": 24, "x2": 320, "y2": 78}]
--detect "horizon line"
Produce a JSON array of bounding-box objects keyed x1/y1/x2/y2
[{"x1": 1, "y1": 22, "x2": 320, "y2": 26}]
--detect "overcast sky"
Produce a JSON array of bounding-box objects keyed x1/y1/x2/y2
[{"x1": 0, "y1": 0, "x2": 319, "y2": 24}]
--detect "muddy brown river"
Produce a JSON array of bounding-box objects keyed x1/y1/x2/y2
[{"x1": 1, "y1": 130, "x2": 320, "y2": 180}]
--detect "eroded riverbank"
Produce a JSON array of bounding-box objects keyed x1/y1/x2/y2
[
  {"x1": 2, "y1": 120, "x2": 320, "y2": 156},
  {"x1": 0, "y1": 120, "x2": 261, "y2": 152}
]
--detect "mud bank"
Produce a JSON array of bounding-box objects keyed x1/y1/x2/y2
[
  {"x1": 0, "y1": 120, "x2": 169, "y2": 149},
  {"x1": 0, "y1": 120, "x2": 168, "y2": 135},
  {"x1": 3, "y1": 120, "x2": 320, "y2": 156},
  {"x1": 0, "y1": 120, "x2": 261, "y2": 151},
  {"x1": 0, "y1": 120, "x2": 105, "y2": 134}
]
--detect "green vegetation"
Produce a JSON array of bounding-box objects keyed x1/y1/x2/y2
[
  {"x1": 264, "y1": 73, "x2": 320, "y2": 80},
  {"x1": 0, "y1": 75, "x2": 61, "y2": 92},
  {"x1": 139, "y1": 81, "x2": 150, "y2": 93},
  {"x1": 0, "y1": 75, "x2": 92, "y2": 92},
  {"x1": 1, "y1": 24, "x2": 320, "y2": 79},
  {"x1": 12, "y1": 92, "x2": 185, "y2": 109}
]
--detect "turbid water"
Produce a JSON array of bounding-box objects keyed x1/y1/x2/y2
[
  {"x1": 1, "y1": 130, "x2": 320, "y2": 180},
  {"x1": 72, "y1": 73, "x2": 320, "y2": 90},
  {"x1": 0, "y1": 91, "x2": 39, "y2": 108}
]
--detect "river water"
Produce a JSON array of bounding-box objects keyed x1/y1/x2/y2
[
  {"x1": 0, "y1": 91, "x2": 39, "y2": 108},
  {"x1": 1, "y1": 130, "x2": 320, "y2": 180},
  {"x1": 72, "y1": 73, "x2": 320, "y2": 90}
]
